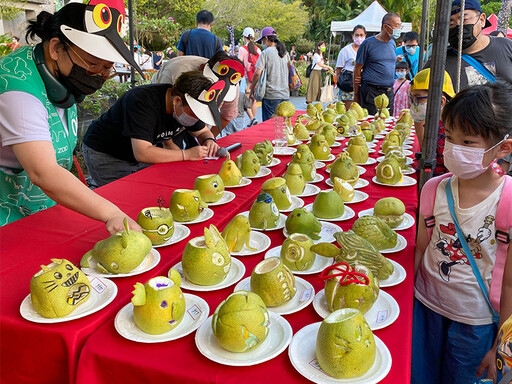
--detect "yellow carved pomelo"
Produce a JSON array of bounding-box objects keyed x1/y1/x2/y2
[
  {"x1": 132, "y1": 274, "x2": 185, "y2": 334},
  {"x1": 283, "y1": 163, "x2": 306, "y2": 195},
  {"x1": 250, "y1": 257, "x2": 296, "y2": 307},
  {"x1": 333, "y1": 177, "x2": 355, "y2": 202},
  {"x1": 330, "y1": 152, "x2": 359, "y2": 186},
  {"x1": 261, "y1": 177, "x2": 292, "y2": 210},
  {"x1": 194, "y1": 174, "x2": 225, "y2": 203},
  {"x1": 169, "y1": 189, "x2": 207, "y2": 222},
  {"x1": 280, "y1": 233, "x2": 316, "y2": 271},
  {"x1": 375, "y1": 158, "x2": 403, "y2": 185},
  {"x1": 137, "y1": 207, "x2": 174, "y2": 245},
  {"x1": 218, "y1": 153, "x2": 243, "y2": 186},
  {"x1": 30, "y1": 259, "x2": 91, "y2": 318},
  {"x1": 373, "y1": 197, "x2": 406, "y2": 228}
]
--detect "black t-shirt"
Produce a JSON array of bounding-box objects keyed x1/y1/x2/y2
[
  {"x1": 424, "y1": 36, "x2": 512, "y2": 91},
  {"x1": 83, "y1": 84, "x2": 205, "y2": 163}
]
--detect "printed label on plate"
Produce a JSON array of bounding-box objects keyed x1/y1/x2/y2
[
  {"x1": 322, "y1": 226, "x2": 337, "y2": 235},
  {"x1": 300, "y1": 288, "x2": 313, "y2": 302},
  {"x1": 89, "y1": 277, "x2": 107, "y2": 294},
  {"x1": 309, "y1": 358, "x2": 323, "y2": 372},
  {"x1": 187, "y1": 304, "x2": 202, "y2": 320},
  {"x1": 377, "y1": 310, "x2": 389, "y2": 323}
]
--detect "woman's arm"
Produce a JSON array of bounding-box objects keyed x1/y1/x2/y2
[
  {"x1": 12, "y1": 140, "x2": 140, "y2": 234},
  {"x1": 131, "y1": 138, "x2": 207, "y2": 163},
  {"x1": 353, "y1": 63, "x2": 363, "y2": 103}
]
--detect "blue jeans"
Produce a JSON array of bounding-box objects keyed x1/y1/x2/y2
[
  {"x1": 262, "y1": 98, "x2": 288, "y2": 122},
  {"x1": 219, "y1": 116, "x2": 245, "y2": 138},
  {"x1": 411, "y1": 298, "x2": 496, "y2": 384},
  {"x1": 82, "y1": 143, "x2": 151, "y2": 188}
]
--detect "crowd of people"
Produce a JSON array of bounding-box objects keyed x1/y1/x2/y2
[{"x1": 1, "y1": 1, "x2": 512, "y2": 383}]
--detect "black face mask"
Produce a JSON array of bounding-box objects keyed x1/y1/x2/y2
[
  {"x1": 58, "y1": 64, "x2": 105, "y2": 100},
  {"x1": 448, "y1": 23, "x2": 477, "y2": 50}
]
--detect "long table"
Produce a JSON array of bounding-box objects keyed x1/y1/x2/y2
[{"x1": 0, "y1": 115, "x2": 418, "y2": 384}]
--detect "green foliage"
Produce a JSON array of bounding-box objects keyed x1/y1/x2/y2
[
  {"x1": 481, "y1": 1, "x2": 512, "y2": 28},
  {"x1": 0, "y1": 35, "x2": 13, "y2": 57},
  {"x1": 294, "y1": 60, "x2": 309, "y2": 96},
  {"x1": 134, "y1": 0, "x2": 205, "y2": 31},
  {"x1": 293, "y1": 38, "x2": 315, "y2": 55},
  {"x1": 0, "y1": 0, "x2": 25, "y2": 21},
  {"x1": 137, "y1": 16, "x2": 183, "y2": 51}
]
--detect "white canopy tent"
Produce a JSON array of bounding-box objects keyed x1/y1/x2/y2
[{"x1": 330, "y1": 1, "x2": 412, "y2": 34}]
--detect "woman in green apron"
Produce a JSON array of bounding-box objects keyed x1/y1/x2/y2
[{"x1": 0, "y1": 0, "x2": 143, "y2": 233}]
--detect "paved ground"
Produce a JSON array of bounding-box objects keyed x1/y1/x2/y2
[{"x1": 248, "y1": 96, "x2": 309, "y2": 128}]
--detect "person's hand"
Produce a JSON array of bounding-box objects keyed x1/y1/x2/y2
[
  {"x1": 105, "y1": 213, "x2": 142, "y2": 234},
  {"x1": 185, "y1": 146, "x2": 208, "y2": 161},
  {"x1": 396, "y1": 54, "x2": 404, "y2": 62},
  {"x1": 477, "y1": 347, "x2": 497, "y2": 382},
  {"x1": 204, "y1": 140, "x2": 220, "y2": 157}
]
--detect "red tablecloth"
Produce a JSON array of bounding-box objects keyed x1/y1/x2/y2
[{"x1": 0, "y1": 115, "x2": 419, "y2": 384}]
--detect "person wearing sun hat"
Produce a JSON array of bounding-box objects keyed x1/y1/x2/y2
[
  {"x1": 0, "y1": 0, "x2": 144, "y2": 232},
  {"x1": 424, "y1": 0, "x2": 512, "y2": 91},
  {"x1": 82, "y1": 67, "x2": 242, "y2": 187},
  {"x1": 409, "y1": 68, "x2": 455, "y2": 176},
  {"x1": 238, "y1": 27, "x2": 261, "y2": 126},
  {"x1": 250, "y1": 27, "x2": 289, "y2": 121}
]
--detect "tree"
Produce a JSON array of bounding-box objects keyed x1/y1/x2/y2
[
  {"x1": 133, "y1": 0, "x2": 205, "y2": 30},
  {"x1": 0, "y1": 0, "x2": 25, "y2": 21}
]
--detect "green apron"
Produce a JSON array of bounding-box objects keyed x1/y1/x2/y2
[{"x1": 0, "y1": 46, "x2": 78, "y2": 226}]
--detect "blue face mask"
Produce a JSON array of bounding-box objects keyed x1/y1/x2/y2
[
  {"x1": 388, "y1": 26, "x2": 402, "y2": 40},
  {"x1": 396, "y1": 71, "x2": 407, "y2": 79},
  {"x1": 405, "y1": 46, "x2": 417, "y2": 55},
  {"x1": 261, "y1": 44, "x2": 267, "y2": 50}
]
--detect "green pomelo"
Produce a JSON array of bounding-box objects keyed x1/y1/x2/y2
[
  {"x1": 309, "y1": 134, "x2": 331, "y2": 160},
  {"x1": 194, "y1": 174, "x2": 225, "y2": 203},
  {"x1": 181, "y1": 225, "x2": 231, "y2": 285},
  {"x1": 218, "y1": 154, "x2": 243, "y2": 186},
  {"x1": 137, "y1": 207, "x2": 174, "y2": 245},
  {"x1": 329, "y1": 153, "x2": 359, "y2": 186},
  {"x1": 352, "y1": 216, "x2": 397, "y2": 250},
  {"x1": 324, "y1": 265, "x2": 379, "y2": 314},
  {"x1": 280, "y1": 233, "x2": 316, "y2": 271},
  {"x1": 375, "y1": 158, "x2": 402, "y2": 185},
  {"x1": 285, "y1": 208, "x2": 322, "y2": 240},
  {"x1": 312, "y1": 190, "x2": 345, "y2": 219},
  {"x1": 212, "y1": 291, "x2": 270, "y2": 352},
  {"x1": 248, "y1": 193, "x2": 280, "y2": 230},
  {"x1": 261, "y1": 177, "x2": 292, "y2": 210},
  {"x1": 316, "y1": 308, "x2": 376, "y2": 379},
  {"x1": 250, "y1": 257, "x2": 296, "y2": 307},
  {"x1": 283, "y1": 163, "x2": 306, "y2": 195},
  {"x1": 235, "y1": 150, "x2": 261, "y2": 177},
  {"x1": 347, "y1": 144, "x2": 369, "y2": 164},
  {"x1": 221, "y1": 214, "x2": 255, "y2": 252},
  {"x1": 169, "y1": 189, "x2": 207, "y2": 222},
  {"x1": 373, "y1": 197, "x2": 406, "y2": 228}
]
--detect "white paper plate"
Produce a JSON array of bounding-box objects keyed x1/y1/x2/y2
[
  {"x1": 172, "y1": 258, "x2": 245, "y2": 291},
  {"x1": 247, "y1": 167, "x2": 271, "y2": 179},
  {"x1": 401, "y1": 166, "x2": 416, "y2": 175},
  {"x1": 266, "y1": 157, "x2": 281, "y2": 168},
  {"x1": 288, "y1": 322, "x2": 392, "y2": 384},
  {"x1": 315, "y1": 160, "x2": 326, "y2": 169},
  {"x1": 239, "y1": 211, "x2": 287, "y2": 231},
  {"x1": 358, "y1": 208, "x2": 415, "y2": 231},
  {"x1": 371, "y1": 175, "x2": 417, "y2": 187},
  {"x1": 325, "y1": 165, "x2": 366, "y2": 175},
  {"x1": 177, "y1": 208, "x2": 214, "y2": 225},
  {"x1": 280, "y1": 196, "x2": 305, "y2": 213},
  {"x1": 273, "y1": 139, "x2": 301, "y2": 146},
  {"x1": 307, "y1": 173, "x2": 325, "y2": 184},
  {"x1": 82, "y1": 248, "x2": 160, "y2": 278},
  {"x1": 379, "y1": 259, "x2": 407, "y2": 288},
  {"x1": 273, "y1": 146, "x2": 297, "y2": 156},
  {"x1": 330, "y1": 141, "x2": 342, "y2": 148},
  {"x1": 297, "y1": 183, "x2": 322, "y2": 197},
  {"x1": 230, "y1": 231, "x2": 272, "y2": 256},
  {"x1": 153, "y1": 224, "x2": 191, "y2": 248},
  {"x1": 379, "y1": 149, "x2": 413, "y2": 156},
  {"x1": 224, "y1": 177, "x2": 252, "y2": 189},
  {"x1": 315, "y1": 154, "x2": 336, "y2": 162},
  {"x1": 195, "y1": 312, "x2": 293, "y2": 366},
  {"x1": 284, "y1": 222, "x2": 342, "y2": 244},
  {"x1": 379, "y1": 233, "x2": 407, "y2": 254},
  {"x1": 313, "y1": 289, "x2": 400, "y2": 330},
  {"x1": 403, "y1": 144, "x2": 413, "y2": 150},
  {"x1": 234, "y1": 277, "x2": 315, "y2": 315},
  {"x1": 264, "y1": 246, "x2": 334, "y2": 275},
  {"x1": 207, "y1": 191, "x2": 236, "y2": 206},
  {"x1": 376, "y1": 155, "x2": 414, "y2": 165},
  {"x1": 20, "y1": 276, "x2": 117, "y2": 323},
  {"x1": 114, "y1": 293, "x2": 209, "y2": 343},
  {"x1": 325, "y1": 178, "x2": 369, "y2": 189},
  {"x1": 356, "y1": 157, "x2": 377, "y2": 166},
  {"x1": 375, "y1": 134, "x2": 385, "y2": 140},
  {"x1": 304, "y1": 204, "x2": 355, "y2": 222}
]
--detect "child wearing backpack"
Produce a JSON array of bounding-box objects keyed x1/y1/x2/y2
[
  {"x1": 238, "y1": 27, "x2": 260, "y2": 127},
  {"x1": 412, "y1": 81, "x2": 512, "y2": 384}
]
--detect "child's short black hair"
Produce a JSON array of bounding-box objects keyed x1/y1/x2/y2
[
  {"x1": 441, "y1": 80, "x2": 512, "y2": 144},
  {"x1": 396, "y1": 61, "x2": 409, "y2": 71}
]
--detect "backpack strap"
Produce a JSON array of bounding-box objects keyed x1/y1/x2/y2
[
  {"x1": 419, "y1": 173, "x2": 453, "y2": 241},
  {"x1": 181, "y1": 30, "x2": 191, "y2": 54},
  {"x1": 489, "y1": 175, "x2": 512, "y2": 310}
]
